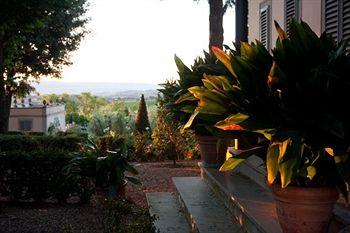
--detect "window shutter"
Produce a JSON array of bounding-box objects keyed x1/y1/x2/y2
[
  {"x1": 325, "y1": 0, "x2": 339, "y2": 40},
  {"x1": 260, "y1": 4, "x2": 271, "y2": 50},
  {"x1": 285, "y1": 0, "x2": 301, "y2": 33},
  {"x1": 343, "y1": 0, "x2": 350, "y2": 40}
]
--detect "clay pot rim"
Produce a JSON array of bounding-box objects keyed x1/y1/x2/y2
[{"x1": 271, "y1": 183, "x2": 339, "y2": 203}]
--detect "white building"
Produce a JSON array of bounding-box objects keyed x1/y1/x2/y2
[
  {"x1": 247, "y1": 0, "x2": 349, "y2": 50},
  {"x1": 9, "y1": 102, "x2": 66, "y2": 133}
]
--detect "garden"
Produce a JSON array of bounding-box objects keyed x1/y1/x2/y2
[{"x1": 1, "y1": 0, "x2": 350, "y2": 232}]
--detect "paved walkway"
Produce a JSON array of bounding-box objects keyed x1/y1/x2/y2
[{"x1": 127, "y1": 160, "x2": 200, "y2": 207}]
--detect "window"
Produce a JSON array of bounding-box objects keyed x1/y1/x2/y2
[
  {"x1": 19, "y1": 119, "x2": 33, "y2": 131},
  {"x1": 285, "y1": 0, "x2": 301, "y2": 33},
  {"x1": 260, "y1": 1, "x2": 272, "y2": 50},
  {"x1": 324, "y1": 0, "x2": 350, "y2": 41}
]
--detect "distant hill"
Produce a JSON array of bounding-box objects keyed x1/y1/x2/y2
[{"x1": 34, "y1": 80, "x2": 159, "y2": 98}]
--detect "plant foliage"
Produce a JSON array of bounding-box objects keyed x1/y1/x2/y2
[{"x1": 189, "y1": 19, "x2": 350, "y2": 200}]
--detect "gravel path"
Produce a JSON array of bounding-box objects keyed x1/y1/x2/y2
[
  {"x1": 128, "y1": 160, "x2": 200, "y2": 207},
  {"x1": 0, "y1": 160, "x2": 200, "y2": 233}
]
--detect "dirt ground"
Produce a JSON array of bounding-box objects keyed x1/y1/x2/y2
[{"x1": 0, "y1": 160, "x2": 200, "y2": 233}]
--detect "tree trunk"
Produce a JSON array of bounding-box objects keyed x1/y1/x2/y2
[
  {"x1": 209, "y1": 0, "x2": 224, "y2": 52},
  {"x1": 235, "y1": 0, "x2": 248, "y2": 47},
  {"x1": 0, "y1": 40, "x2": 11, "y2": 133},
  {"x1": 0, "y1": 92, "x2": 12, "y2": 133}
]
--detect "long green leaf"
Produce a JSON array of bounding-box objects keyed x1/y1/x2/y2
[
  {"x1": 220, "y1": 146, "x2": 265, "y2": 171},
  {"x1": 267, "y1": 143, "x2": 279, "y2": 184}
]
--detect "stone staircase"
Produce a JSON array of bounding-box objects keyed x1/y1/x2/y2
[{"x1": 146, "y1": 158, "x2": 350, "y2": 233}]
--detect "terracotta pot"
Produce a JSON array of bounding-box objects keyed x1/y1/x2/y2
[
  {"x1": 272, "y1": 184, "x2": 339, "y2": 233},
  {"x1": 196, "y1": 135, "x2": 228, "y2": 168},
  {"x1": 96, "y1": 180, "x2": 127, "y2": 198},
  {"x1": 117, "y1": 180, "x2": 127, "y2": 197}
]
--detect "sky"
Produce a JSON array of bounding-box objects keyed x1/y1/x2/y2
[{"x1": 55, "y1": 0, "x2": 235, "y2": 84}]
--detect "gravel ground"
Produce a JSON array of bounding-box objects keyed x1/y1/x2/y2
[
  {"x1": 127, "y1": 160, "x2": 200, "y2": 207},
  {"x1": 0, "y1": 160, "x2": 200, "y2": 233}
]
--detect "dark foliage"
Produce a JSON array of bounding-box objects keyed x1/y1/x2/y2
[{"x1": 135, "y1": 94, "x2": 151, "y2": 134}]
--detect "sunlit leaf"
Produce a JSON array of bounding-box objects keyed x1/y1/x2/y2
[
  {"x1": 183, "y1": 110, "x2": 199, "y2": 130},
  {"x1": 211, "y1": 46, "x2": 235, "y2": 76},
  {"x1": 274, "y1": 20, "x2": 287, "y2": 40},
  {"x1": 325, "y1": 148, "x2": 334, "y2": 156},
  {"x1": 306, "y1": 166, "x2": 316, "y2": 180},
  {"x1": 175, "y1": 92, "x2": 196, "y2": 104},
  {"x1": 267, "y1": 143, "x2": 279, "y2": 184},
  {"x1": 219, "y1": 146, "x2": 264, "y2": 171},
  {"x1": 278, "y1": 137, "x2": 302, "y2": 188},
  {"x1": 215, "y1": 113, "x2": 249, "y2": 131}
]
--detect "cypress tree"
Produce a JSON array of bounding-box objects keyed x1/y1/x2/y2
[{"x1": 135, "y1": 94, "x2": 151, "y2": 133}]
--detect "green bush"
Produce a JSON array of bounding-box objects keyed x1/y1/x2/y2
[
  {"x1": 0, "y1": 150, "x2": 93, "y2": 202},
  {"x1": 132, "y1": 132, "x2": 153, "y2": 162},
  {"x1": 95, "y1": 135, "x2": 126, "y2": 154},
  {"x1": 0, "y1": 134, "x2": 86, "y2": 152},
  {"x1": 152, "y1": 106, "x2": 199, "y2": 162}
]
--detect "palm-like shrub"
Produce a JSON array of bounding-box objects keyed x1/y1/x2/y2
[
  {"x1": 189, "y1": 19, "x2": 350, "y2": 199},
  {"x1": 159, "y1": 52, "x2": 229, "y2": 135}
]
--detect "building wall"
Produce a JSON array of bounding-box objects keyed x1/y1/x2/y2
[
  {"x1": 8, "y1": 105, "x2": 66, "y2": 132},
  {"x1": 301, "y1": 0, "x2": 322, "y2": 36},
  {"x1": 248, "y1": 0, "x2": 323, "y2": 45},
  {"x1": 9, "y1": 107, "x2": 46, "y2": 132},
  {"x1": 45, "y1": 105, "x2": 66, "y2": 131}
]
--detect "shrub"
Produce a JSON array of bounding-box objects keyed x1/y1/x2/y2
[
  {"x1": 152, "y1": 106, "x2": 199, "y2": 163},
  {"x1": 135, "y1": 94, "x2": 151, "y2": 134},
  {"x1": 0, "y1": 150, "x2": 93, "y2": 202},
  {"x1": 95, "y1": 135, "x2": 126, "y2": 154},
  {"x1": 0, "y1": 134, "x2": 86, "y2": 152},
  {"x1": 132, "y1": 132, "x2": 153, "y2": 162}
]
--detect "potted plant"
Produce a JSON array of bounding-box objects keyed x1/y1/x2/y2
[
  {"x1": 159, "y1": 52, "x2": 231, "y2": 167},
  {"x1": 65, "y1": 138, "x2": 141, "y2": 198},
  {"x1": 189, "y1": 19, "x2": 350, "y2": 233}
]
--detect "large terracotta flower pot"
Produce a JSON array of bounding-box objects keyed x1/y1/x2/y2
[
  {"x1": 272, "y1": 185, "x2": 339, "y2": 233},
  {"x1": 196, "y1": 135, "x2": 228, "y2": 168}
]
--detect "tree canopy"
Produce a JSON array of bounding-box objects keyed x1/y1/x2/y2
[{"x1": 0, "y1": 0, "x2": 89, "y2": 132}]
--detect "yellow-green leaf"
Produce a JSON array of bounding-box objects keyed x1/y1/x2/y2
[
  {"x1": 219, "y1": 157, "x2": 244, "y2": 171},
  {"x1": 278, "y1": 138, "x2": 290, "y2": 161},
  {"x1": 175, "y1": 92, "x2": 196, "y2": 104},
  {"x1": 211, "y1": 46, "x2": 235, "y2": 76},
  {"x1": 215, "y1": 113, "x2": 248, "y2": 131},
  {"x1": 219, "y1": 146, "x2": 265, "y2": 172},
  {"x1": 240, "y1": 42, "x2": 254, "y2": 59},
  {"x1": 188, "y1": 86, "x2": 205, "y2": 99},
  {"x1": 183, "y1": 110, "x2": 199, "y2": 131},
  {"x1": 267, "y1": 143, "x2": 279, "y2": 184},
  {"x1": 307, "y1": 166, "x2": 316, "y2": 180},
  {"x1": 274, "y1": 20, "x2": 287, "y2": 40}
]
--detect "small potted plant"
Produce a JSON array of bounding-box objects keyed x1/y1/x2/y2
[
  {"x1": 66, "y1": 138, "x2": 141, "y2": 198},
  {"x1": 189, "y1": 19, "x2": 350, "y2": 233}
]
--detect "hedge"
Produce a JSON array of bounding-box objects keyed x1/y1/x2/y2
[
  {"x1": 0, "y1": 134, "x2": 87, "y2": 152},
  {"x1": 0, "y1": 150, "x2": 93, "y2": 202}
]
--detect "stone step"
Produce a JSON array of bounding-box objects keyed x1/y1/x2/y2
[
  {"x1": 200, "y1": 162, "x2": 349, "y2": 233},
  {"x1": 173, "y1": 177, "x2": 244, "y2": 233},
  {"x1": 146, "y1": 192, "x2": 190, "y2": 233},
  {"x1": 200, "y1": 163, "x2": 282, "y2": 233}
]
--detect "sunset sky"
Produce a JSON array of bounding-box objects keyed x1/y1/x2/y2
[{"x1": 57, "y1": 0, "x2": 235, "y2": 84}]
